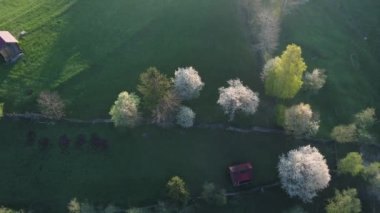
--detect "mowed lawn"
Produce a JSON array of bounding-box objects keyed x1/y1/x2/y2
[{"x1": 0, "y1": 0, "x2": 379, "y2": 212}]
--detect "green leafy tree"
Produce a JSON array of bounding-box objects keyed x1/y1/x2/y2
[
  {"x1": 354, "y1": 107, "x2": 376, "y2": 129},
  {"x1": 337, "y1": 152, "x2": 364, "y2": 176},
  {"x1": 201, "y1": 182, "x2": 227, "y2": 206},
  {"x1": 325, "y1": 188, "x2": 361, "y2": 213},
  {"x1": 166, "y1": 176, "x2": 190, "y2": 205},
  {"x1": 109, "y1": 91, "x2": 141, "y2": 127},
  {"x1": 363, "y1": 162, "x2": 380, "y2": 186},
  {"x1": 138, "y1": 67, "x2": 172, "y2": 112},
  {"x1": 354, "y1": 108, "x2": 376, "y2": 143},
  {"x1": 264, "y1": 44, "x2": 307, "y2": 99}
]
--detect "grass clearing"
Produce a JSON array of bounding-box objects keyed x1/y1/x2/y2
[{"x1": 0, "y1": 0, "x2": 379, "y2": 212}]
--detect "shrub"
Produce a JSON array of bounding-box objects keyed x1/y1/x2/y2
[
  {"x1": 166, "y1": 176, "x2": 190, "y2": 205},
  {"x1": 0, "y1": 206, "x2": 23, "y2": 213},
  {"x1": 127, "y1": 208, "x2": 151, "y2": 213},
  {"x1": 284, "y1": 103, "x2": 319, "y2": 137},
  {"x1": 331, "y1": 124, "x2": 358, "y2": 143},
  {"x1": 217, "y1": 79, "x2": 259, "y2": 121},
  {"x1": 201, "y1": 182, "x2": 227, "y2": 206},
  {"x1": 109, "y1": 91, "x2": 141, "y2": 127},
  {"x1": 0, "y1": 103, "x2": 3, "y2": 119},
  {"x1": 173, "y1": 67, "x2": 204, "y2": 100},
  {"x1": 176, "y1": 106, "x2": 195, "y2": 128},
  {"x1": 278, "y1": 145, "x2": 331, "y2": 203},
  {"x1": 325, "y1": 189, "x2": 361, "y2": 213},
  {"x1": 67, "y1": 198, "x2": 80, "y2": 213},
  {"x1": 337, "y1": 152, "x2": 364, "y2": 176},
  {"x1": 303, "y1": 68, "x2": 327, "y2": 91}
]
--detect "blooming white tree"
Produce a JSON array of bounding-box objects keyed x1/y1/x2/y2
[
  {"x1": 37, "y1": 91, "x2": 65, "y2": 119},
  {"x1": 303, "y1": 68, "x2": 327, "y2": 91},
  {"x1": 176, "y1": 106, "x2": 195, "y2": 128},
  {"x1": 284, "y1": 103, "x2": 319, "y2": 137},
  {"x1": 278, "y1": 145, "x2": 331, "y2": 203},
  {"x1": 109, "y1": 91, "x2": 141, "y2": 127},
  {"x1": 260, "y1": 58, "x2": 275, "y2": 82},
  {"x1": 217, "y1": 79, "x2": 259, "y2": 121},
  {"x1": 173, "y1": 67, "x2": 205, "y2": 100}
]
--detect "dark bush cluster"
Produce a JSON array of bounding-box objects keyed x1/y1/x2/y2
[{"x1": 25, "y1": 131, "x2": 109, "y2": 152}]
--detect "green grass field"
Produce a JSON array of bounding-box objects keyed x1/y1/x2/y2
[{"x1": 0, "y1": 0, "x2": 379, "y2": 212}]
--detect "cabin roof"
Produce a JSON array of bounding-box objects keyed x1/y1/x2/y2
[{"x1": 0, "y1": 31, "x2": 19, "y2": 43}]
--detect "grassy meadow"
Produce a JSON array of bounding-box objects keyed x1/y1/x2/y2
[{"x1": 0, "y1": 0, "x2": 379, "y2": 212}]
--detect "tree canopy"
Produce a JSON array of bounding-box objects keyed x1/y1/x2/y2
[
  {"x1": 217, "y1": 79, "x2": 259, "y2": 121},
  {"x1": 173, "y1": 67, "x2": 204, "y2": 100},
  {"x1": 337, "y1": 152, "x2": 364, "y2": 176},
  {"x1": 325, "y1": 188, "x2": 361, "y2": 213},
  {"x1": 284, "y1": 103, "x2": 319, "y2": 137},
  {"x1": 278, "y1": 145, "x2": 331, "y2": 203},
  {"x1": 37, "y1": 91, "x2": 65, "y2": 119},
  {"x1": 166, "y1": 176, "x2": 190, "y2": 205},
  {"x1": 109, "y1": 91, "x2": 141, "y2": 127},
  {"x1": 138, "y1": 67, "x2": 172, "y2": 112},
  {"x1": 264, "y1": 44, "x2": 307, "y2": 99},
  {"x1": 176, "y1": 106, "x2": 196, "y2": 128},
  {"x1": 331, "y1": 124, "x2": 358, "y2": 143}
]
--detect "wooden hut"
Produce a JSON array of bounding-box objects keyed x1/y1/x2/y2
[
  {"x1": 228, "y1": 162, "x2": 253, "y2": 187},
  {"x1": 0, "y1": 31, "x2": 23, "y2": 63}
]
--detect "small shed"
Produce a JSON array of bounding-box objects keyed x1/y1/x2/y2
[
  {"x1": 228, "y1": 162, "x2": 253, "y2": 187},
  {"x1": 0, "y1": 31, "x2": 23, "y2": 63}
]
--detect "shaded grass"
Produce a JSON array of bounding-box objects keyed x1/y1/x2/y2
[{"x1": 0, "y1": 120, "x2": 299, "y2": 212}]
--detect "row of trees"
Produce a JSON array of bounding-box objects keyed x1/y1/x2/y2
[
  {"x1": 338, "y1": 152, "x2": 380, "y2": 187},
  {"x1": 109, "y1": 67, "x2": 203, "y2": 128},
  {"x1": 67, "y1": 176, "x2": 226, "y2": 213},
  {"x1": 331, "y1": 107, "x2": 376, "y2": 144},
  {"x1": 109, "y1": 66, "x2": 262, "y2": 127}
]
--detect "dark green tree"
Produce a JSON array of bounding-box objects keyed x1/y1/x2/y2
[{"x1": 137, "y1": 67, "x2": 172, "y2": 112}]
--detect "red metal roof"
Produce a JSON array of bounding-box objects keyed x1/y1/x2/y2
[
  {"x1": 0, "y1": 31, "x2": 18, "y2": 43},
  {"x1": 229, "y1": 162, "x2": 253, "y2": 186}
]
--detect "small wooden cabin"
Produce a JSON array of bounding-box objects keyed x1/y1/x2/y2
[
  {"x1": 0, "y1": 31, "x2": 23, "y2": 63},
  {"x1": 228, "y1": 162, "x2": 253, "y2": 186}
]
